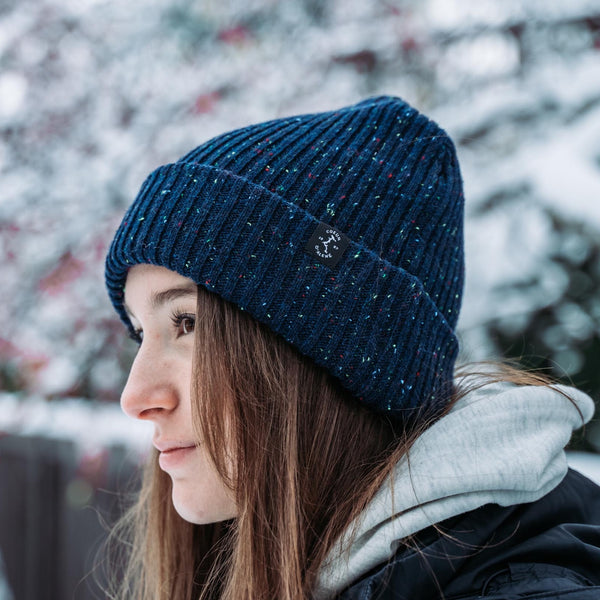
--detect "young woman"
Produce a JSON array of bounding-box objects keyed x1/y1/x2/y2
[{"x1": 104, "y1": 96, "x2": 600, "y2": 599}]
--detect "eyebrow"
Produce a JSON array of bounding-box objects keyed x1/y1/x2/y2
[
  {"x1": 150, "y1": 284, "x2": 197, "y2": 310},
  {"x1": 124, "y1": 283, "x2": 197, "y2": 317}
]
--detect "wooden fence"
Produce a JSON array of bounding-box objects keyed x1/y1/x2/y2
[{"x1": 0, "y1": 434, "x2": 140, "y2": 600}]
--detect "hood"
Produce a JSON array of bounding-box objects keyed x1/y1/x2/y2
[{"x1": 315, "y1": 379, "x2": 595, "y2": 599}]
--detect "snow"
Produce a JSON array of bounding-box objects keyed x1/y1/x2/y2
[
  {"x1": 567, "y1": 451, "x2": 600, "y2": 485},
  {"x1": 426, "y1": 0, "x2": 600, "y2": 30},
  {"x1": 0, "y1": 392, "x2": 152, "y2": 458},
  {"x1": 526, "y1": 116, "x2": 600, "y2": 228},
  {"x1": 0, "y1": 72, "x2": 27, "y2": 119}
]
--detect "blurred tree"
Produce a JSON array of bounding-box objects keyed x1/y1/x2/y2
[
  {"x1": 0, "y1": 0, "x2": 598, "y2": 453},
  {"x1": 486, "y1": 210, "x2": 600, "y2": 448}
]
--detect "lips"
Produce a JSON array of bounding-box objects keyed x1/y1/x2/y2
[
  {"x1": 154, "y1": 440, "x2": 197, "y2": 471},
  {"x1": 153, "y1": 439, "x2": 196, "y2": 453}
]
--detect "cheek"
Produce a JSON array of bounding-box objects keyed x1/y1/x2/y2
[{"x1": 175, "y1": 356, "x2": 195, "y2": 414}]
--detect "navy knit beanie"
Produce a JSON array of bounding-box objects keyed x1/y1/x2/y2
[{"x1": 105, "y1": 96, "x2": 464, "y2": 421}]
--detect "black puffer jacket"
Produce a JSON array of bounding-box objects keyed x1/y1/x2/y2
[{"x1": 338, "y1": 469, "x2": 600, "y2": 599}]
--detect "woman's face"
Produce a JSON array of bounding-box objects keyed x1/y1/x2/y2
[{"x1": 120, "y1": 264, "x2": 236, "y2": 524}]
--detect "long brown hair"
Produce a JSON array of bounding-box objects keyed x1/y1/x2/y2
[{"x1": 104, "y1": 287, "x2": 565, "y2": 600}]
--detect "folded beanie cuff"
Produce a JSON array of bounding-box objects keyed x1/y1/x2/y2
[{"x1": 106, "y1": 161, "x2": 459, "y2": 418}]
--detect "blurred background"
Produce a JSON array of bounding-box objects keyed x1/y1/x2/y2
[{"x1": 1, "y1": 0, "x2": 600, "y2": 598}]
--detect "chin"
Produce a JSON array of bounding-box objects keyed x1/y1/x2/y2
[
  {"x1": 171, "y1": 489, "x2": 209, "y2": 524},
  {"x1": 172, "y1": 500, "x2": 206, "y2": 524},
  {"x1": 171, "y1": 483, "x2": 236, "y2": 525}
]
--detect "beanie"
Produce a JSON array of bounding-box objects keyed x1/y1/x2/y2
[{"x1": 105, "y1": 96, "x2": 464, "y2": 421}]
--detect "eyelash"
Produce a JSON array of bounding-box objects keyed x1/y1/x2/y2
[
  {"x1": 128, "y1": 310, "x2": 196, "y2": 345},
  {"x1": 130, "y1": 329, "x2": 143, "y2": 344},
  {"x1": 170, "y1": 310, "x2": 196, "y2": 337}
]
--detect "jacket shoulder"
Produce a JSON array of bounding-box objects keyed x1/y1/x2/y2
[
  {"x1": 338, "y1": 469, "x2": 600, "y2": 600},
  {"x1": 475, "y1": 561, "x2": 598, "y2": 599}
]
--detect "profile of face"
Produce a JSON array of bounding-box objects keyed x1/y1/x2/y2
[{"x1": 120, "y1": 264, "x2": 236, "y2": 524}]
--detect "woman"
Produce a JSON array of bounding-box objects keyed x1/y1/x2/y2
[{"x1": 104, "y1": 96, "x2": 600, "y2": 599}]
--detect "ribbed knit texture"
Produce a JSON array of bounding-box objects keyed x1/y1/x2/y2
[{"x1": 105, "y1": 96, "x2": 465, "y2": 420}]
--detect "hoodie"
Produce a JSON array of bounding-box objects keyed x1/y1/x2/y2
[{"x1": 315, "y1": 379, "x2": 596, "y2": 599}]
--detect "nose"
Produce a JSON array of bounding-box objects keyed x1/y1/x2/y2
[{"x1": 120, "y1": 343, "x2": 178, "y2": 420}]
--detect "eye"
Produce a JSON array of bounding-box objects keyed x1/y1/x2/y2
[{"x1": 171, "y1": 311, "x2": 195, "y2": 338}]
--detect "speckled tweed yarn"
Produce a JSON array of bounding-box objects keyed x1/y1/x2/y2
[{"x1": 105, "y1": 96, "x2": 464, "y2": 420}]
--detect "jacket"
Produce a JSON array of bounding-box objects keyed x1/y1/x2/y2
[
  {"x1": 338, "y1": 469, "x2": 600, "y2": 599},
  {"x1": 315, "y1": 380, "x2": 598, "y2": 599}
]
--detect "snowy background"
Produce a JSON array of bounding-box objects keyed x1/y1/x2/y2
[
  {"x1": 1, "y1": 0, "x2": 600, "y2": 597},
  {"x1": 1, "y1": 0, "x2": 600, "y2": 443}
]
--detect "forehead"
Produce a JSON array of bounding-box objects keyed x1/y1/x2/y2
[{"x1": 124, "y1": 264, "x2": 196, "y2": 308}]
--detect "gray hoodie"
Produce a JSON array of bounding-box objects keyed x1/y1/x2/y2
[{"x1": 315, "y1": 379, "x2": 595, "y2": 599}]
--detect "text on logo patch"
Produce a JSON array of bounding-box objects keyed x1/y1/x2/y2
[{"x1": 305, "y1": 222, "x2": 350, "y2": 267}]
